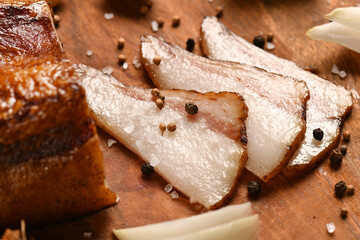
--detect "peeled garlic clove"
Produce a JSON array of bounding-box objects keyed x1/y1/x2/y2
[
  {"x1": 326, "y1": 7, "x2": 360, "y2": 30},
  {"x1": 113, "y1": 203, "x2": 257, "y2": 240},
  {"x1": 307, "y1": 22, "x2": 360, "y2": 53}
]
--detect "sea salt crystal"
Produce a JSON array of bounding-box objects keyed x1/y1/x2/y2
[
  {"x1": 150, "y1": 155, "x2": 160, "y2": 167},
  {"x1": 170, "y1": 191, "x2": 179, "y2": 199},
  {"x1": 123, "y1": 62, "x2": 129, "y2": 70},
  {"x1": 107, "y1": 139, "x2": 117, "y2": 148},
  {"x1": 339, "y1": 70, "x2": 347, "y2": 79},
  {"x1": 326, "y1": 222, "x2": 335, "y2": 234},
  {"x1": 86, "y1": 50, "x2": 94, "y2": 57},
  {"x1": 102, "y1": 66, "x2": 113, "y2": 75},
  {"x1": 164, "y1": 184, "x2": 173, "y2": 193},
  {"x1": 104, "y1": 13, "x2": 114, "y2": 20},
  {"x1": 132, "y1": 57, "x2": 142, "y2": 69},
  {"x1": 151, "y1": 21, "x2": 159, "y2": 32},
  {"x1": 83, "y1": 232, "x2": 92, "y2": 238},
  {"x1": 266, "y1": 42, "x2": 275, "y2": 50},
  {"x1": 331, "y1": 64, "x2": 339, "y2": 75}
]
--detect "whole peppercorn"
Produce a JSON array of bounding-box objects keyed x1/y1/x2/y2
[
  {"x1": 141, "y1": 162, "x2": 154, "y2": 175},
  {"x1": 118, "y1": 54, "x2": 126, "y2": 64},
  {"x1": 156, "y1": 98, "x2": 164, "y2": 109},
  {"x1": 215, "y1": 6, "x2": 223, "y2": 18},
  {"x1": 153, "y1": 55, "x2": 161, "y2": 65},
  {"x1": 340, "y1": 207, "x2": 348, "y2": 218},
  {"x1": 186, "y1": 38, "x2": 195, "y2": 52},
  {"x1": 172, "y1": 16, "x2": 180, "y2": 27},
  {"x1": 313, "y1": 128, "x2": 324, "y2": 141},
  {"x1": 347, "y1": 185, "x2": 355, "y2": 196},
  {"x1": 253, "y1": 36, "x2": 265, "y2": 49},
  {"x1": 340, "y1": 145, "x2": 347, "y2": 155},
  {"x1": 167, "y1": 123, "x2": 177, "y2": 132},
  {"x1": 329, "y1": 149, "x2": 343, "y2": 168},
  {"x1": 157, "y1": 17, "x2": 164, "y2": 28},
  {"x1": 247, "y1": 181, "x2": 260, "y2": 195},
  {"x1": 334, "y1": 181, "x2": 347, "y2": 198},
  {"x1": 151, "y1": 88, "x2": 160, "y2": 98},
  {"x1": 118, "y1": 38, "x2": 125, "y2": 49},
  {"x1": 185, "y1": 102, "x2": 198, "y2": 115},
  {"x1": 343, "y1": 130, "x2": 351, "y2": 142}
]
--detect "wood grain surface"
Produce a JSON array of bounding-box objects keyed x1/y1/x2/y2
[{"x1": 26, "y1": 0, "x2": 360, "y2": 239}]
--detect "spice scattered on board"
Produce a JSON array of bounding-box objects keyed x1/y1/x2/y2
[
  {"x1": 340, "y1": 145, "x2": 347, "y2": 155},
  {"x1": 164, "y1": 183, "x2": 173, "y2": 193},
  {"x1": 156, "y1": 98, "x2": 164, "y2": 109},
  {"x1": 104, "y1": 12, "x2": 114, "y2": 20},
  {"x1": 334, "y1": 181, "x2": 347, "y2": 198},
  {"x1": 347, "y1": 185, "x2": 355, "y2": 196},
  {"x1": 153, "y1": 55, "x2": 161, "y2": 65},
  {"x1": 253, "y1": 35, "x2": 265, "y2": 49},
  {"x1": 343, "y1": 130, "x2": 351, "y2": 142},
  {"x1": 86, "y1": 50, "x2": 94, "y2": 57},
  {"x1": 118, "y1": 54, "x2": 126, "y2": 65},
  {"x1": 247, "y1": 181, "x2": 261, "y2": 195},
  {"x1": 141, "y1": 162, "x2": 154, "y2": 175},
  {"x1": 172, "y1": 15, "x2": 180, "y2": 27},
  {"x1": 326, "y1": 222, "x2": 336, "y2": 234},
  {"x1": 159, "y1": 123, "x2": 166, "y2": 136},
  {"x1": 167, "y1": 123, "x2": 177, "y2": 132},
  {"x1": 118, "y1": 38, "x2": 125, "y2": 49},
  {"x1": 54, "y1": 14, "x2": 61, "y2": 26},
  {"x1": 157, "y1": 17, "x2": 164, "y2": 27},
  {"x1": 215, "y1": 6, "x2": 223, "y2": 18},
  {"x1": 340, "y1": 207, "x2": 348, "y2": 219},
  {"x1": 329, "y1": 149, "x2": 342, "y2": 168}
]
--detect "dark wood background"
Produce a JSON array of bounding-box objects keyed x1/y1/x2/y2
[{"x1": 28, "y1": 0, "x2": 360, "y2": 239}]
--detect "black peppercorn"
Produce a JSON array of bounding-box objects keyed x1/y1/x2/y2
[
  {"x1": 141, "y1": 162, "x2": 154, "y2": 175},
  {"x1": 186, "y1": 38, "x2": 195, "y2": 52},
  {"x1": 253, "y1": 36, "x2": 265, "y2": 49},
  {"x1": 335, "y1": 181, "x2": 347, "y2": 198},
  {"x1": 185, "y1": 102, "x2": 198, "y2": 115},
  {"x1": 329, "y1": 149, "x2": 343, "y2": 168},
  {"x1": 247, "y1": 181, "x2": 260, "y2": 194},
  {"x1": 340, "y1": 145, "x2": 347, "y2": 155},
  {"x1": 313, "y1": 128, "x2": 324, "y2": 141}
]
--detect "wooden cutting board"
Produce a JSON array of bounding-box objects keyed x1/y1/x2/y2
[{"x1": 28, "y1": 0, "x2": 360, "y2": 239}]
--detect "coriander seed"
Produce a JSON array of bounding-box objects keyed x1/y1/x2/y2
[
  {"x1": 118, "y1": 38, "x2": 125, "y2": 49},
  {"x1": 54, "y1": 14, "x2": 61, "y2": 26},
  {"x1": 313, "y1": 128, "x2": 324, "y2": 141},
  {"x1": 141, "y1": 162, "x2": 154, "y2": 175},
  {"x1": 186, "y1": 38, "x2": 195, "y2": 52},
  {"x1": 329, "y1": 149, "x2": 342, "y2": 168},
  {"x1": 151, "y1": 88, "x2": 160, "y2": 97},
  {"x1": 253, "y1": 35, "x2": 265, "y2": 49},
  {"x1": 335, "y1": 181, "x2": 347, "y2": 198},
  {"x1": 185, "y1": 102, "x2": 198, "y2": 115},
  {"x1": 167, "y1": 123, "x2": 177, "y2": 132},
  {"x1": 215, "y1": 6, "x2": 223, "y2": 18},
  {"x1": 157, "y1": 17, "x2": 164, "y2": 27},
  {"x1": 247, "y1": 181, "x2": 260, "y2": 195},
  {"x1": 343, "y1": 130, "x2": 351, "y2": 142},
  {"x1": 156, "y1": 98, "x2": 164, "y2": 109},
  {"x1": 159, "y1": 123, "x2": 166, "y2": 136},
  {"x1": 153, "y1": 55, "x2": 161, "y2": 65},
  {"x1": 118, "y1": 54, "x2": 126, "y2": 64},
  {"x1": 340, "y1": 207, "x2": 348, "y2": 218},
  {"x1": 172, "y1": 15, "x2": 180, "y2": 27},
  {"x1": 347, "y1": 185, "x2": 355, "y2": 195},
  {"x1": 139, "y1": 5, "x2": 149, "y2": 15},
  {"x1": 340, "y1": 145, "x2": 347, "y2": 155}
]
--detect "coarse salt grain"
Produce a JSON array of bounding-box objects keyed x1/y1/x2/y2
[
  {"x1": 123, "y1": 62, "x2": 129, "y2": 70},
  {"x1": 339, "y1": 70, "x2": 347, "y2": 78},
  {"x1": 132, "y1": 57, "x2": 142, "y2": 69},
  {"x1": 86, "y1": 50, "x2": 94, "y2": 57},
  {"x1": 151, "y1": 20, "x2": 159, "y2": 32},
  {"x1": 107, "y1": 139, "x2": 117, "y2": 148},
  {"x1": 84, "y1": 232, "x2": 92, "y2": 238},
  {"x1": 102, "y1": 66, "x2": 113, "y2": 75},
  {"x1": 164, "y1": 184, "x2": 173, "y2": 193},
  {"x1": 326, "y1": 222, "x2": 335, "y2": 234},
  {"x1": 331, "y1": 64, "x2": 339, "y2": 75},
  {"x1": 266, "y1": 42, "x2": 275, "y2": 50},
  {"x1": 104, "y1": 13, "x2": 114, "y2": 20},
  {"x1": 170, "y1": 191, "x2": 179, "y2": 199}
]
